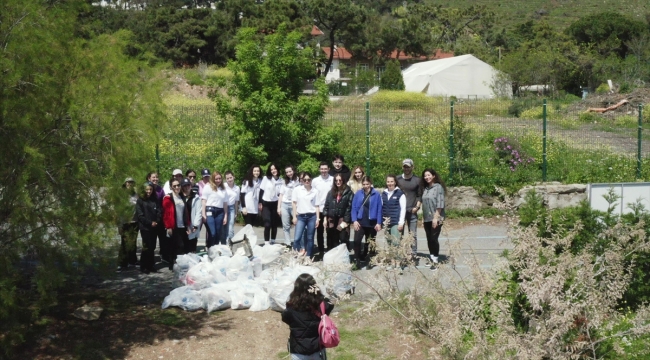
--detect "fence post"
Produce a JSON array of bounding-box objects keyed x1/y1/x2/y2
[
  {"x1": 542, "y1": 99, "x2": 547, "y2": 182},
  {"x1": 449, "y1": 100, "x2": 454, "y2": 181},
  {"x1": 638, "y1": 104, "x2": 644, "y2": 179},
  {"x1": 155, "y1": 144, "x2": 160, "y2": 175},
  {"x1": 365, "y1": 102, "x2": 371, "y2": 177}
]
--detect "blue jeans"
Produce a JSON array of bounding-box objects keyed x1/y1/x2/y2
[
  {"x1": 220, "y1": 205, "x2": 236, "y2": 244},
  {"x1": 205, "y1": 207, "x2": 225, "y2": 248},
  {"x1": 281, "y1": 202, "x2": 293, "y2": 244},
  {"x1": 294, "y1": 213, "x2": 316, "y2": 256},
  {"x1": 290, "y1": 351, "x2": 324, "y2": 360}
]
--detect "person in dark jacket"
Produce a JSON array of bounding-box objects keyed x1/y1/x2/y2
[
  {"x1": 328, "y1": 154, "x2": 351, "y2": 184},
  {"x1": 322, "y1": 174, "x2": 353, "y2": 252},
  {"x1": 117, "y1": 177, "x2": 139, "y2": 272},
  {"x1": 282, "y1": 273, "x2": 334, "y2": 360},
  {"x1": 136, "y1": 182, "x2": 161, "y2": 274},
  {"x1": 146, "y1": 171, "x2": 169, "y2": 264}
]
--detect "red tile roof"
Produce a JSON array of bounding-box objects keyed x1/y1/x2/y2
[
  {"x1": 311, "y1": 25, "x2": 324, "y2": 36},
  {"x1": 321, "y1": 47, "x2": 453, "y2": 60}
]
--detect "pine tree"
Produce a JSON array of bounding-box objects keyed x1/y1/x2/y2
[{"x1": 379, "y1": 59, "x2": 405, "y2": 90}]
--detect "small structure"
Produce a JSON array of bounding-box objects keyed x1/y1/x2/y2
[{"x1": 402, "y1": 54, "x2": 509, "y2": 99}]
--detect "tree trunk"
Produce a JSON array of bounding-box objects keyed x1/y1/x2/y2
[{"x1": 323, "y1": 29, "x2": 336, "y2": 78}]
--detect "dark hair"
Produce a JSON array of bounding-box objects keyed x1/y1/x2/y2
[
  {"x1": 286, "y1": 274, "x2": 324, "y2": 312},
  {"x1": 141, "y1": 182, "x2": 158, "y2": 201},
  {"x1": 265, "y1": 163, "x2": 279, "y2": 180},
  {"x1": 224, "y1": 170, "x2": 234, "y2": 178},
  {"x1": 330, "y1": 173, "x2": 348, "y2": 195},
  {"x1": 318, "y1": 161, "x2": 329, "y2": 168},
  {"x1": 283, "y1": 164, "x2": 298, "y2": 185},
  {"x1": 243, "y1": 165, "x2": 261, "y2": 187},
  {"x1": 145, "y1": 172, "x2": 158, "y2": 181},
  {"x1": 361, "y1": 176, "x2": 373, "y2": 187},
  {"x1": 298, "y1": 171, "x2": 306, "y2": 181},
  {"x1": 301, "y1": 172, "x2": 312, "y2": 182},
  {"x1": 185, "y1": 169, "x2": 196, "y2": 177},
  {"x1": 420, "y1": 168, "x2": 447, "y2": 194},
  {"x1": 386, "y1": 174, "x2": 398, "y2": 187},
  {"x1": 332, "y1": 154, "x2": 345, "y2": 162}
]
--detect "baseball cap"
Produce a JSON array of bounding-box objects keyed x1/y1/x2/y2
[
  {"x1": 181, "y1": 178, "x2": 192, "y2": 187},
  {"x1": 201, "y1": 168, "x2": 210, "y2": 177},
  {"x1": 172, "y1": 169, "x2": 183, "y2": 176},
  {"x1": 402, "y1": 159, "x2": 414, "y2": 167},
  {"x1": 123, "y1": 177, "x2": 135, "y2": 184}
]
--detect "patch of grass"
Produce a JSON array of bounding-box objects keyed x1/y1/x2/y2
[
  {"x1": 327, "y1": 327, "x2": 395, "y2": 360},
  {"x1": 276, "y1": 350, "x2": 290, "y2": 359},
  {"x1": 146, "y1": 308, "x2": 190, "y2": 327}
]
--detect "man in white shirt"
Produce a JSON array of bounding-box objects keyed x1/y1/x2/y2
[
  {"x1": 163, "y1": 169, "x2": 183, "y2": 194},
  {"x1": 311, "y1": 161, "x2": 333, "y2": 257}
]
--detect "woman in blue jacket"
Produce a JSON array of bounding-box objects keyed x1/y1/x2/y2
[{"x1": 351, "y1": 176, "x2": 382, "y2": 270}]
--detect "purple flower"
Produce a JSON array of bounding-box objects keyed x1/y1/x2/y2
[
  {"x1": 507, "y1": 145, "x2": 511, "y2": 150},
  {"x1": 510, "y1": 166, "x2": 515, "y2": 171}
]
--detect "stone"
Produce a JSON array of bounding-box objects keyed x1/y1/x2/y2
[
  {"x1": 446, "y1": 186, "x2": 492, "y2": 210},
  {"x1": 73, "y1": 304, "x2": 104, "y2": 321},
  {"x1": 514, "y1": 184, "x2": 587, "y2": 209}
]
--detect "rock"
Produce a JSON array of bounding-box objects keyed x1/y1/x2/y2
[
  {"x1": 514, "y1": 184, "x2": 587, "y2": 209},
  {"x1": 73, "y1": 304, "x2": 103, "y2": 321},
  {"x1": 447, "y1": 186, "x2": 492, "y2": 210}
]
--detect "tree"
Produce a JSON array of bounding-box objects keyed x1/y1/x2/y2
[
  {"x1": 566, "y1": 12, "x2": 648, "y2": 58},
  {"x1": 214, "y1": 25, "x2": 340, "y2": 175},
  {"x1": 0, "y1": 0, "x2": 163, "y2": 351},
  {"x1": 379, "y1": 59, "x2": 404, "y2": 90}
]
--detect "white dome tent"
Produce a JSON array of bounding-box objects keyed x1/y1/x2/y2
[{"x1": 402, "y1": 54, "x2": 509, "y2": 99}]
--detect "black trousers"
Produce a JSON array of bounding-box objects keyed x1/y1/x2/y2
[
  {"x1": 326, "y1": 217, "x2": 349, "y2": 251},
  {"x1": 184, "y1": 237, "x2": 198, "y2": 254},
  {"x1": 157, "y1": 226, "x2": 170, "y2": 262},
  {"x1": 423, "y1": 221, "x2": 443, "y2": 257},
  {"x1": 168, "y1": 228, "x2": 188, "y2": 270},
  {"x1": 262, "y1": 200, "x2": 280, "y2": 242},
  {"x1": 244, "y1": 213, "x2": 258, "y2": 226},
  {"x1": 353, "y1": 226, "x2": 376, "y2": 262},
  {"x1": 316, "y1": 220, "x2": 325, "y2": 254},
  {"x1": 139, "y1": 227, "x2": 158, "y2": 271},
  {"x1": 118, "y1": 223, "x2": 139, "y2": 267}
]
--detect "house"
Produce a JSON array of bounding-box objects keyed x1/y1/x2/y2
[{"x1": 320, "y1": 47, "x2": 453, "y2": 82}]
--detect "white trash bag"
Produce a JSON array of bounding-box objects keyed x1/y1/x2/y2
[
  {"x1": 208, "y1": 245, "x2": 232, "y2": 259},
  {"x1": 185, "y1": 261, "x2": 218, "y2": 289},
  {"x1": 201, "y1": 285, "x2": 232, "y2": 313},
  {"x1": 227, "y1": 255, "x2": 251, "y2": 281},
  {"x1": 252, "y1": 244, "x2": 285, "y2": 265},
  {"x1": 250, "y1": 289, "x2": 271, "y2": 312},
  {"x1": 162, "y1": 286, "x2": 202, "y2": 311},
  {"x1": 172, "y1": 253, "x2": 201, "y2": 287},
  {"x1": 322, "y1": 244, "x2": 353, "y2": 296},
  {"x1": 233, "y1": 224, "x2": 262, "y2": 245},
  {"x1": 230, "y1": 288, "x2": 254, "y2": 310}
]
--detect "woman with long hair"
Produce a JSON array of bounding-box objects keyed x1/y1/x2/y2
[
  {"x1": 240, "y1": 165, "x2": 262, "y2": 226},
  {"x1": 322, "y1": 173, "x2": 354, "y2": 252},
  {"x1": 162, "y1": 178, "x2": 188, "y2": 270},
  {"x1": 292, "y1": 173, "x2": 320, "y2": 256},
  {"x1": 182, "y1": 177, "x2": 202, "y2": 253},
  {"x1": 282, "y1": 273, "x2": 334, "y2": 360},
  {"x1": 278, "y1": 165, "x2": 300, "y2": 246},
  {"x1": 351, "y1": 176, "x2": 382, "y2": 270},
  {"x1": 420, "y1": 168, "x2": 446, "y2": 270},
  {"x1": 136, "y1": 182, "x2": 161, "y2": 274},
  {"x1": 201, "y1": 171, "x2": 228, "y2": 249},
  {"x1": 259, "y1": 163, "x2": 283, "y2": 244},
  {"x1": 222, "y1": 171, "x2": 240, "y2": 244},
  {"x1": 347, "y1": 166, "x2": 365, "y2": 194}
]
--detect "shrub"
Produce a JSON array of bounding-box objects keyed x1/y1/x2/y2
[
  {"x1": 369, "y1": 90, "x2": 437, "y2": 109},
  {"x1": 578, "y1": 112, "x2": 599, "y2": 123},
  {"x1": 596, "y1": 82, "x2": 610, "y2": 94},
  {"x1": 379, "y1": 59, "x2": 405, "y2": 91},
  {"x1": 185, "y1": 70, "x2": 204, "y2": 86},
  {"x1": 493, "y1": 137, "x2": 535, "y2": 172}
]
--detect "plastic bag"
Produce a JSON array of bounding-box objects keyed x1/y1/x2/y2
[
  {"x1": 208, "y1": 245, "x2": 232, "y2": 259},
  {"x1": 185, "y1": 261, "x2": 217, "y2": 289},
  {"x1": 322, "y1": 244, "x2": 353, "y2": 296},
  {"x1": 201, "y1": 285, "x2": 232, "y2": 313},
  {"x1": 227, "y1": 255, "x2": 251, "y2": 281},
  {"x1": 233, "y1": 224, "x2": 261, "y2": 245},
  {"x1": 230, "y1": 288, "x2": 254, "y2": 310},
  {"x1": 162, "y1": 286, "x2": 202, "y2": 311},
  {"x1": 172, "y1": 253, "x2": 202, "y2": 287},
  {"x1": 251, "y1": 257, "x2": 263, "y2": 277},
  {"x1": 253, "y1": 244, "x2": 285, "y2": 265},
  {"x1": 250, "y1": 289, "x2": 271, "y2": 312}
]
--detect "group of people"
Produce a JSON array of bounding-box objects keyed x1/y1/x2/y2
[{"x1": 116, "y1": 155, "x2": 447, "y2": 274}]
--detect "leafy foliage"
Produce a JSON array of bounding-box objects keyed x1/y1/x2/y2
[{"x1": 379, "y1": 59, "x2": 404, "y2": 90}]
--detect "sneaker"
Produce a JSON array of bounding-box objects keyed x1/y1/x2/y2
[
  {"x1": 364, "y1": 263, "x2": 372, "y2": 270},
  {"x1": 270, "y1": 239, "x2": 275, "y2": 245},
  {"x1": 430, "y1": 255, "x2": 439, "y2": 264},
  {"x1": 116, "y1": 266, "x2": 123, "y2": 273},
  {"x1": 160, "y1": 258, "x2": 169, "y2": 264},
  {"x1": 430, "y1": 263, "x2": 438, "y2": 271}
]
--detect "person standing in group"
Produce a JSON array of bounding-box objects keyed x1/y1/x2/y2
[
  {"x1": 347, "y1": 166, "x2": 365, "y2": 194},
  {"x1": 197, "y1": 168, "x2": 211, "y2": 198},
  {"x1": 240, "y1": 165, "x2": 262, "y2": 226},
  {"x1": 146, "y1": 172, "x2": 168, "y2": 263},
  {"x1": 322, "y1": 174, "x2": 353, "y2": 252},
  {"x1": 282, "y1": 273, "x2": 334, "y2": 360},
  {"x1": 292, "y1": 173, "x2": 320, "y2": 257},
  {"x1": 329, "y1": 154, "x2": 351, "y2": 184},
  {"x1": 136, "y1": 182, "x2": 161, "y2": 274},
  {"x1": 351, "y1": 176, "x2": 382, "y2": 270},
  {"x1": 201, "y1": 171, "x2": 228, "y2": 249},
  {"x1": 381, "y1": 174, "x2": 406, "y2": 242},
  {"x1": 181, "y1": 178, "x2": 202, "y2": 253},
  {"x1": 117, "y1": 178, "x2": 139, "y2": 272},
  {"x1": 186, "y1": 169, "x2": 199, "y2": 195},
  {"x1": 259, "y1": 163, "x2": 283, "y2": 245},
  {"x1": 163, "y1": 169, "x2": 183, "y2": 194},
  {"x1": 396, "y1": 159, "x2": 421, "y2": 260},
  {"x1": 278, "y1": 165, "x2": 299, "y2": 246},
  {"x1": 222, "y1": 171, "x2": 240, "y2": 244},
  {"x1": 420, "y1": 168, "x2": 446, "y2": 270},
  {"x1": 162, "y1": 178, "x2": 188, "y2": 270},
  {"x1": 311, "y1": 161, "x2": 333, "y2": 257}
]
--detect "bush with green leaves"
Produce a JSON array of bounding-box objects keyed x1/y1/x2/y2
[{"x1": 379, "y1": 59, "x2": 404, "y2": 91}]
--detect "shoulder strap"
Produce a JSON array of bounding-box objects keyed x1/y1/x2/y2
[{"x1": 320, "y1": 301, "x2": 326, "y2": 316}]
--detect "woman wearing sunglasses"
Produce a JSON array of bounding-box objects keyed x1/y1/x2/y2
[{"x1": 292, "y1": 173, "x2": 321, "y2": 257}]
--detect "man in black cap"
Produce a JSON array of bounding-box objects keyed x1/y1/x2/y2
[{"x1": 198, "y1": 168, "x2": 210, "y2": 198}]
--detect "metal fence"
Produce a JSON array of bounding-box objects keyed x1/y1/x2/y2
[{"x1": 159, "y1": 98, "x2": 647, "y2": 187}]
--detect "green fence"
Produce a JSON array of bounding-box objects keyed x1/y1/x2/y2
[{"x1": 159, "y1": 98, "x2": 648, "y2": 190}]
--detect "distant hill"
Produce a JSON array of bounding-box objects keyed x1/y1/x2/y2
[{"x1": 429, "y1": 0, "x2": 649, "y2": 29}]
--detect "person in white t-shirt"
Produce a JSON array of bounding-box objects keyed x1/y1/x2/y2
[
  {"x1": 277, "y1": 165, "x2": 299, "y2": 246},
  {"x1": 221, "y1": 171, "x2": 240, "y2": 244},
  {"x1": 259, "y1": 163, "x2": 283, "y2": 244},
  {"x1": 201, "y1": 171, "x2": 228, "y2": 249},
  {"x1": 311, "y1": 161, "x2": 333, "y2": 256},
  {"x1": 163, "y1": 168, "x2": 183, "y2": 194},
  {"x1": 292, "y1": 173, "x2": 320, "y2": 257},
  {"x1": 240, "y1": 165, "x2": 262, "y2": 226}
]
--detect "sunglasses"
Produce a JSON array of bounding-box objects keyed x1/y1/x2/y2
[
  {"x1": 188, "y1": 175, "x2": 196, "y2": 179},
  {"x1": 172, "y1": 184, "x2": 180, "y2": 188},
  {"x1": 303, "y1": 178, "x2": 312, "y2": 182},
  {"x1": 335, "y1": 179, "x2": 343, "y2": 182}
]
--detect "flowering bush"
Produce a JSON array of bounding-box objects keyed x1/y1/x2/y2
[{"x1": 494, "y1": 137, "x2": 535, "y2": 171}]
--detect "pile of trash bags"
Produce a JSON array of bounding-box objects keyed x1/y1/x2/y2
[{"x1": 162, "y1": 225, "x2": 353, "y2": 313}]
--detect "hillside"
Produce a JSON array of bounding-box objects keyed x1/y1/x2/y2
[{"x1": 429, "y1": 0, "x2": 649, "y2": 29}]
